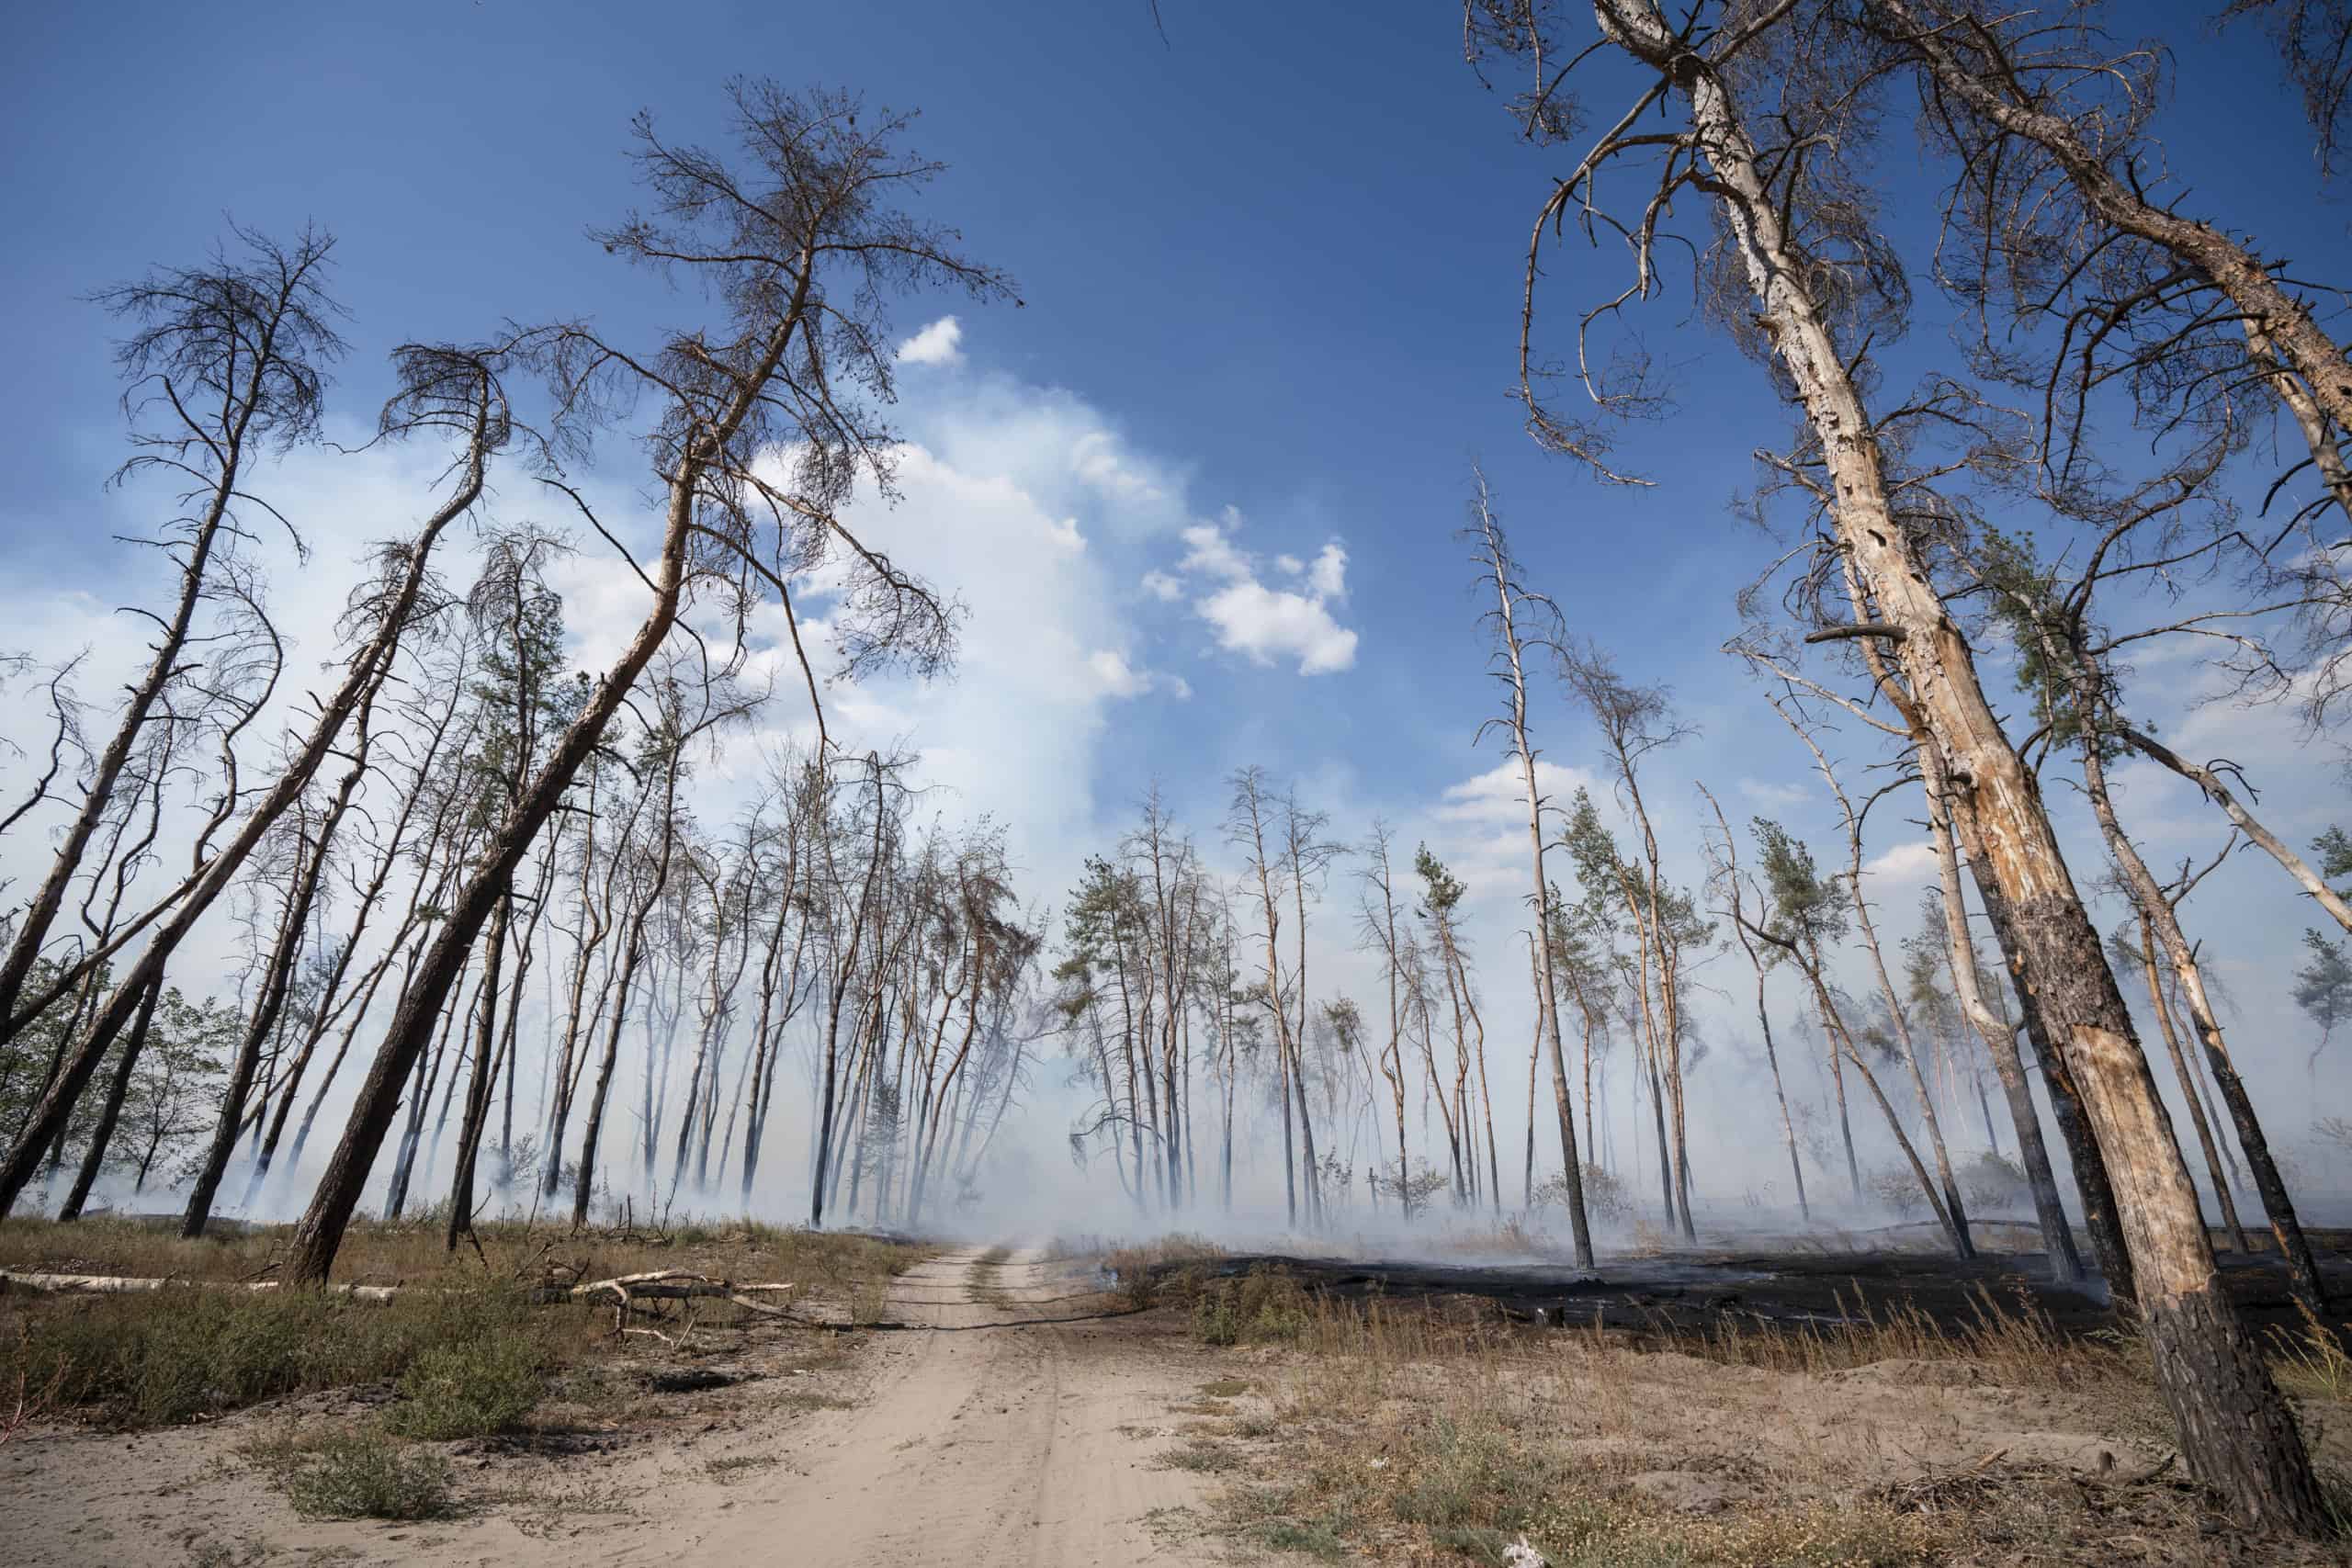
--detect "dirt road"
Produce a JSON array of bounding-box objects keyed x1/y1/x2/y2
[
  {"x1": 683, "y1": 1245, "x2": 1219, "y2": 1566},
  {"x1": 7, "y1": 1246, "x2": 1225, "y2": 1566}
]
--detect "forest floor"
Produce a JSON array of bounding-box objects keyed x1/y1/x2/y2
[
  {"x1": 4, "y1": 1224, "x2": 2350, "y2": 1564},
  {"x1": 0, "y1": 1234, "x2": 1222, "y2": 1566}
]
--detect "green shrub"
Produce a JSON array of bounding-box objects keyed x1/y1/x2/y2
[
  {"x1": 383, "y1": 1328, "x2": 547, "y2": 1438},
  {"x1": 6, "y1": 1281, "x2": 564, "y2": 1428},
  {"x1": 257, "y1": 1427, "x2": 455, "y2": 1520},
  {"x1": 1189, "y1": 1266, "x2": 1310, "y2": 1346}
]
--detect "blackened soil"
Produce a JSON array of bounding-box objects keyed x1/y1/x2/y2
[{"x1": 1175, "y1": 1226, "x2": 2352, "y2": 1341}]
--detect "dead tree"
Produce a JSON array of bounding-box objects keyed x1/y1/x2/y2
[
  {"x1": 1769, "y1": 695, "x2": 1973, "y2": 1256},
  {"x1": 1463, "y1": 472, "x2": 1593, "y2": 1264},
  {"x1": 1697, "y1": 785, "x2": 1810, "y2": 1223},
  {"x1": 1871, "y1": 0, "x2": 2352, "y2": 445},
  {"x1": 1227, "y1": 765, "x2": 1312, "y2": 1227},
  {"x1": 1468, "y1": 1, "x2": 2324, "y2": 1525},
  {"x1": 1916, "y1": 743, "x2": 2084, "y2": 1282},
  {"x1": 0, "y1": 343, "x2": 514, "y2": 1219},
  {"x1": 287, "y1": 82, "x2": 1006, "y2": 1280},
  {"x1": 1560, "y1": 640, "x2": 1703, "y2": 1239},
  {"x1": 0, "y1": 228, "x2": 345, "y2": 1046},
  {"x1": 1745, "y1": 817, "x2": 1963, "y2": 1251},
  {"x1": 1280, "y1": 787, "x2": 1339, "y2": 1224}
]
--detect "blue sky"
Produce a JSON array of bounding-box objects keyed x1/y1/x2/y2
[{"x1": 5, "y1": 0, "x2": 2348, "y2": 1214}]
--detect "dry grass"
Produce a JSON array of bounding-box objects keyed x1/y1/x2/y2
[
  {"x1": 2273, "y1": 1300, "x2": 2352, "y2": 1404},
  {"x1": 0, "y1": 1216, "x2": 933, "y2": 1431},
  {"x1": 1099, "y1": 1233, "x2": 1226, "y2": 1309},
  {"x1": 1170, "y1": 1267, "x2": 2352, "y2": 1565},
  {"x1": 1675, "y1": 1282, "x2": 2141, "y2": 1391},
  {"x1": 0, "y1": 1212, "x2": 929, "y2": 1297},
  {"x1": 966, "y1": 1244, "x2": 1016, "y2": 1309}
]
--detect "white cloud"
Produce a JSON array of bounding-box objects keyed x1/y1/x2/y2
[
  {"x1": 895, "y1": 315, "x2": 964, "y2": 367},
  {"x1": 1862, "y1": 838, "x2": 1939, "y2": 886},
  {"x1": 1139, "y1": 569, "x2": 1182, "y2": 602},
  {"x1": 1159, "y1": 514, "x2": 1360, "y2": 676},
  {"x1": 1069, "y1": 430, "x2": 1171, "y2": 508},
  {"x1": 1435, "y1": 759, "x2": 1599, "y2": 826},
  {"x1": 1195, "y1": 579, "x2": 1358, "y2": 675},
  {"x1": 1178, "y1": 517, "x2": 1254, "y2": 581},
  {"x1": 1086, "y1": 649, "x2": 1188, "y2": 702},
  {"x1": 1306, "y1": 542, "x2": 1348, "y2": 602}
]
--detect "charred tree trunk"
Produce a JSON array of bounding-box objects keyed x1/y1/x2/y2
[{"x1": 58, "y1": 976, "x2": 165, "y2": 1223}]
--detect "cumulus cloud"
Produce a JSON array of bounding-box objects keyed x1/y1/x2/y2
[
  {"x1": 895, "y1": 315, "x2": 964, "y2": 367},
  {"x1": 1139, "y1": 569, "x2": 1182, "y2": 602},
  {"x1": 1178, "y1": 513, "x2": 1254, "y2": 581},
  {"x1": 1434, "y1": 759, "x2": 1599, "y2": 827},
  {"x1": 1158, "y1": 512, "x2": 1359, "y2": 676},
  {"x1": 1306, "y1": 543, "x2": 1347, "y2": 601},
  {"x1": 1195, "y1": 580, "x2": 1357, "y2": 674},
  {"x1": 1087, "y1": 649, "x2": 1189, "y2": 701},
  {"x1": 1862, "y1": 837, "x2": 1939, "y2": 886}
]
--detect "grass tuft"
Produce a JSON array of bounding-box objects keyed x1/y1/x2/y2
[
  {"x1": 247, "y1": 1425, "x2": 455, "y2": 1520},
  {"x1": 382, "y1": 1311, "x2": 548, "y2": 1438}
]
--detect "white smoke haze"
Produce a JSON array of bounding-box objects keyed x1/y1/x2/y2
[{"x1": 5, "y1": 329, "x2": 2349, "y2": 1275}]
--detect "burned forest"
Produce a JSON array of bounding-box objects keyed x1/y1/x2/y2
[{"x1": 5, "y1": 4, "x2": 2352, "y2": 1562}]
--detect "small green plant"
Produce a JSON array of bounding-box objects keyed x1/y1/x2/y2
[
  {"x1": 1189, "y1": 1267, "x2": 1311, "y2": 1347},
  {"x1": 254, "y1": 1427, "x2": 454, "y2": 1520},
  {"x1": 1255, "y1": 1514, "x2": 1349, "y2": 1558},
  {"x1": 383, "y1": 1328, "x2": 547, "y2": 1438}
]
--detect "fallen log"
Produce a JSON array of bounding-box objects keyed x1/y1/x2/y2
[
  {"x1": 566, "y1": 1269, "x2": 797, "y2": 1331},
  {"x1": 0, "y1": 1270, "x2": 400, "y2": 1302},
  {"x1": 568, "y1": 1269, "x2": 797, "y2": 1303},
  {"x1": 2, "y1": 1269, "x2": 795, "y2": 1318}
]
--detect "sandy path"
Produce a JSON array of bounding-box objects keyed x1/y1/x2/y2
[
  {"x1": 678, "y1": 1247, "x2": 1219, "y2": 1566},
  {"x1": 6, "y1": 1246, "x2": 1221, "y2": 1567}
]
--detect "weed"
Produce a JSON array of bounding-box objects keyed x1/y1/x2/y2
[
  {"x1": 2271, "y1": 1299, "x2": 2352, "y2": 1404},
  {"x1": 1160, "y1": 1437, "x2": 1244, "y2": 1472},
  {"x1": 383, "y1": 1314, "x2": 548, "y2": 1438},
  {"x1": 1190, "y1": 1266, "x2": 1311, "y2": 1346},
  {"x1": 0, "y1": 1279, "x2": 582, "y2": 1429},
  {"x1": 248, "y1": 1425, "x2": 454, "y2": 1521},
  {"x1": 1102, "y1": 1235, "x2": 1227, "y2": 1309}
]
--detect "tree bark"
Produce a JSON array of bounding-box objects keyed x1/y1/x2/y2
[
  {"x1": 1920, "y1": 748, "x2": 2081, "y2": 1280},
  {"x1": 1597, "y1": 2, "x2": 2321, "y2": 1523}
]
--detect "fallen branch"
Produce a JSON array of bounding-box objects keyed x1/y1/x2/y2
[
  {"x1": 0, "y1": 1270, "x2": 401, "y2": 1302},
  {"x1": 0, "y1": 1269, "x2": 794, "y2": 1314},
  {"x1": 567, "y1": 1270, "x2": 796, "y2": 1335},
  {"x1": 568, "y1": 1269, "x2": 795, "y2": 1303}
]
